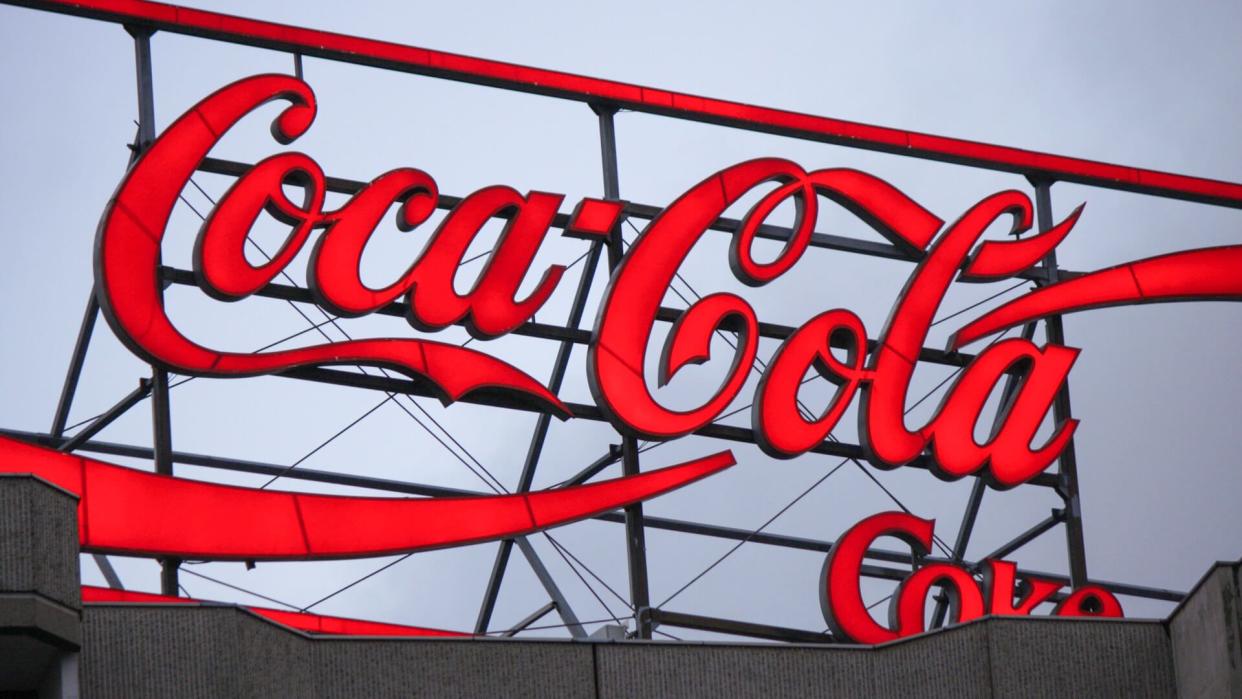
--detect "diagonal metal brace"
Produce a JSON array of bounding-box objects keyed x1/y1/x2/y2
[
  {"x1": 59, "y1": 379, "x2": 152, "y2": 453},
  {"x1": 514, "y1": 536, "x2": 586, "y2": 638},
  {"x1": 501, "y1": 601, "x2": 557, "y2": 637}
]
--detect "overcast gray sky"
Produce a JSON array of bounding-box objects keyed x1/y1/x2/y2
[{"x1": 1, "y1": 0, "x2": 1240, "y2": 639}]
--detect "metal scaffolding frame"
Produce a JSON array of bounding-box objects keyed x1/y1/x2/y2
[{"x1": 3, "y1": 0, "x2": 1219, "y2": 644}]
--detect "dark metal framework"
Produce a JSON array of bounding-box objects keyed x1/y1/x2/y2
[{"x1": 1, "y1": 0, "x2": 1210, "y2": 644}]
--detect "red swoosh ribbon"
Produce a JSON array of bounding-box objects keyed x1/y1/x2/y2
[
  {"x1": 0, "y1": 435, "x2": 733, "y2": 560},
  {"x1": 950, "y1": 245, "x2": 1242, "y2": 349}
]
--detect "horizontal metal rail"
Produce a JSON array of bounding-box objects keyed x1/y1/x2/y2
[
  {"x1": 158, "y1": 264, "x2": 1000, "y2": 373},
  {"x1": 273, "y1": 364, "x2": 1060, "y2": 488},
  {"x1": 66, "y1": 304, "x2": 1053, "y2": 488},
  {"x1": 0, "y1": 428, "x2": 1182, "y2": 602},
  {"x1": 589, "y1": 512, "x2": 1183, "y2": 602},
  {"x1": 197, "y1": 156, "x2": 1069, "y2": 286},
  {"x1": 8, "y1": 0, "x2": 1242, "y2": 208}
]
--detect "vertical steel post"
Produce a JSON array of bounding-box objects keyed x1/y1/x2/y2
[
  {"x1": 1033, "y1": 180, "x2": 1089, "y2": 588},
  {"x1": 473, "y1": 104, "x2": 615, "y2": 634},
  {"x1": 474, "y1": 545, "x2": 515, "y2": 633},
  {"x1": 128, "y1": 24, "x2": 180, "y2": 596},
  {"x1": 151, "y1": 369, "x2": 178, "y2": 595},
  {"x1": 929, "y1": 478, "x2": 986, "y2": 628},
  {"x1": 597, "y1": 106, "x2": 626, "y2": 271},
  {"x1": 473, "y1": 203, "x2": 609, "y2": 636},
  {"x1": 150, "y1": 369, "x2": 173, "y2": 475},
  {"x1": 930, "y1": 322, "x2": 1034, "y2": 627},
  {"x1": 619, "y1": 433, "x2": 650, "y2": 637},
  {"x1": 593, "y1": 104, "x2": 652, "y2": 638},
  {"x1": 126, "y1": 25, "x2": 156, "y2": 148},
  {"x1": 50, "y1": 295, "x2": 99, "y2": 440}
]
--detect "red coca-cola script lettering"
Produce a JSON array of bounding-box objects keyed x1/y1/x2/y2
[
  {"x1": 97, "y1": 73, "x2": 1242, "y2": 493},
  {"x1": 821, "y1": 511, "x2": 1123, "y2": 644}
]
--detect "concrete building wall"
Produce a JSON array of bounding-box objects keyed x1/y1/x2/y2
[
  {"x1": 0, "y1": 474, "x2": 1236, "y2": 698},
  {"x1": 0, "y1": 474, "x2": 80, "y2": 610},
  {"x1": 81, "y1": 605, "x2": 598, "y2": 699},
  {"x1": 1168, "y1": 560, "x2": 1242, "y2": 698},
  {"x1": 0, "y1": 475, "x2": 80, "y2": 696},
  {"x1": 77, "y1": 606, "x2": 1181, "y2": 699}
]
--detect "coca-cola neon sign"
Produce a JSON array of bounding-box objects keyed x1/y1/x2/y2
[
  {"x1": 19, "y1": 69, "x2": 1235, "y2": 639},
  {"x1": 821, "y1": 512, "x2": 1123, "y2": 644},
  {"x1": 97, "y1": 73, "x2": 1242, "y2": 489}
]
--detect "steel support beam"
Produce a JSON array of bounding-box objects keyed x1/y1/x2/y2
[
  {"x1": 559, "y1": 444, "x2": 622, "y2": 487},
  {"x1": 474, "y1": 201, "x2": 611, "y2": 636},
  {"x1": 951, "y1": 480, "x2": 988, "y2": 559},
  {"x1": 49, "y1": 294, "x2": 99, "y2": 440},
  {"x1": 58, "y1": 378, "x2": 151, "y2": 453},
  {"x1": 92, "y1": 554, "x2": 124, "y2": 590},
  {"x1": 474, "y1": 99, "x2": 615, "y2": 634},
  {"x1": 127, "y1": 23, "x2": 180, "y2": 598},
  {"x1": 929, "y1": 477, "x2": 987, "y2": 629},
  {"x1": 56, "y1": 41, "x2": 146, "y2": 596},
  {"x1": 501, "y1": 601, "x2": 556, "y2": 637},
  {"x1": 594, "y1": 105, "x2": 622, "y2": 220},
  {"x1": 619, "y1": 434, "x2": 651, "y2": 639},
  {"x1": 978, "y1": 509, "x2": 1065, "y2": 565},
  {"x1": 514, "y1": 537, "x2": 585, "y2": 638},
  {"x1": 473, "y1": 544, "x2": 515, "y2": 635},
  {"x1": 931, "y1": 321, "x2": 1036, "y2": 627},
  {"x1": 593, "y1": 104, "x2": 652, "y2": 639},
  {"x1": 126, "y1": 24, "x2": 156, "y2": 146},
  {"x1": 1034, "y1": 181, "x2": 1089, "y2": 588},
  {"x1": 150, "y1": 368, "x2": 177, "y2": 595}
]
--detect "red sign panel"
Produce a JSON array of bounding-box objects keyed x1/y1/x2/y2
[
  {"x1": 97, "y1": 73, "x2": 1242, "y2": 494},
  {"x1": 821, "y1": 512, "x2": 1123, "y2": 644}
]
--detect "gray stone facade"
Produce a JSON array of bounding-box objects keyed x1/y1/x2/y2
[{"x1": 0, "y1": 474, "x2": 1237, "y2": 698}]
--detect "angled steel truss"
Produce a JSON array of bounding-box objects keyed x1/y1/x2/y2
[{"x1": 3, "y1": 0, "x2": 1210, "y2": 643}]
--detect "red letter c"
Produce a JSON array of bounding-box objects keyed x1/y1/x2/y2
[{"x1": 821, "y1": 511, "x2": 934, "y2": 644}]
